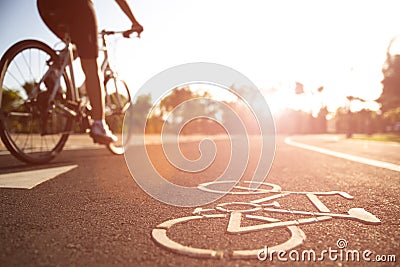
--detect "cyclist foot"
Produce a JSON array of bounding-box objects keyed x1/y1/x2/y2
[{"x1": 90, "y1": 122, "x2": 118, "y2": 145}]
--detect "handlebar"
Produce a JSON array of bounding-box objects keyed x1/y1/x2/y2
[{"x1": 100, "y1": 29, "x2": 141, "y2": 38}]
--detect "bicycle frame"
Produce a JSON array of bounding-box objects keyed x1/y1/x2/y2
[
  {"x1": 0, "y1": 28, "x2": 137, "y2": 163},
  {"x1": 28, "y1": 36, "x2": 79, "y2": 121},
  {"x1": 99, "y1": 30, "x2": 131, "y2": 115},
  {"x1": 30, "y1": 30, "x2": 121, "y2": 124},
  {"x1": 100, "y1": 32, "x2": 113, "y2": 80}
]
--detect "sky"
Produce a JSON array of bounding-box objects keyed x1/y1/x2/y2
[{"x1": 1, "y1": 0, "x2": 400, "y2": 115}]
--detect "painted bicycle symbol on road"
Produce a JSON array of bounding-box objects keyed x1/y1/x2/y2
[{"x1": 152, "y1": 181, "x2": 381, "y2": 259}]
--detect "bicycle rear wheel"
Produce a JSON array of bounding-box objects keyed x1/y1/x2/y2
[
  {"x1": 0, "y1": 40, "x2": 73, "y2": 164},
  {"x1": 104, "y1": 76, "x2": 131, "y2": 155}
]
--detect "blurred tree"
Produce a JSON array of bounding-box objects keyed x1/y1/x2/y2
[
  {"x1": 1, "y1": 87, "x2": 23, "y2": 111},
  {"x1": 380, "y1": 54, "x2": 400, "y2": 112},
  {"x1": 315, "y1": 107, "x2": 328, "y2": 133},
  {"x1": 134, "y1": 94, "x2": 152, "y2": 115},
  {"x1": 335, "y1": 108, "x2": 381, "y2": 135},
  {"x1": 148, "y1": 86, "x2": 220, "y2": 134},
  {"x1": 380, "y1": 36, "x2": 400, "y2": 128},
  {"x1": 383, "y1": 106, "x2": 400, "y2": 124},
  {"x1": 131, "y1": 93, "x2": 152, "y2": 133},
  {"x1": 159, "y1": 86, "x2": 194, "y2": 114}
]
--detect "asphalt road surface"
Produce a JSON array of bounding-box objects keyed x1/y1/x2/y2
[{"x1": 0, "y1": 134, "x2": 399, "y2": 266}]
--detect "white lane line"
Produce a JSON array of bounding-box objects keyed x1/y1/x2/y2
[
  {"x1": 0, "y1": 165, "x2": 78, "y2": 189},
  {"x1": 285, "y1": 137, "x2": 400, "y2": 173}
]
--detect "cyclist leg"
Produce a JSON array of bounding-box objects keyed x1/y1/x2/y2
[
  {"x1": 81, "y1": 58, "x2": 117, "y2": 144},
  {"x1": 37, "y1": 0, "x2": 67, "y2": 39},
  {"x1": 37, "y1": 0, "x2": 117, "y2": 144},
  {"x1": 36, "y1": 0, "x2": 65, "y2": 91},
  {"x1": 68, "y1": 1, "x2": 117, "y2": 144}
]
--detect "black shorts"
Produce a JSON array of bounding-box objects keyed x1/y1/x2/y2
[{"x1": 37, "y1": 0, "x2": 98, "y2": 59}]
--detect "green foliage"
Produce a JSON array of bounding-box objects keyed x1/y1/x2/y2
[
  {"x1": 133, "y1": 87, "x2": 228, "y2": 135},
  {"x1": 335, "y1": 109, "x2": 384, "y2": 135},
  {"x1": 1, "y1": 87, "x2": 23, "y2": 111},
  {"x1": 129, "y1": 93, "x2": 153, "y2": 134},
  {"x1": 383, "y1": 106, "x2": 400, "y2": 123},
  {"x1": 352, "y1": 133, "x2": 400, "y2": 143}
]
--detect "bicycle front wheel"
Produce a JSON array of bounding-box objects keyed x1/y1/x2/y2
[
  {"x1": 104, "y1": 76, "x2": 131, "y2": 155},
  {"x1": 0, "y1": 40, "x2": 73, "y2": 164}
]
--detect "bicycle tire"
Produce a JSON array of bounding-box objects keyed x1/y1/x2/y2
[
  {"x1": 0, "y1": 40, "x2": 73, "y2": 164},
  {"x1": 104, "y1": 76, "x2": 131, "y2": 155}
]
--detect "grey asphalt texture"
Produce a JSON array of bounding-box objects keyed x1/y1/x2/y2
[{"x1": 0, "y1": 135, "x2": 398, "y2": 266}]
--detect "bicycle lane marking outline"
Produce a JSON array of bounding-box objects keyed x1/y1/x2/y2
[
  {"x1": 151, "y1": 181, "x2": 381, "y2": 259},
  {"x1": 285, "y1": 137, "x2": 400, "y2": 173}
]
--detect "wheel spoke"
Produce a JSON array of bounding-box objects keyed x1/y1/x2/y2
[
  {"x1": 0, "y1": 41, "x2": 72, "y2": 163},
  {"x1": 22, "y1": 50, "x2": 35, "y2": 83},
  {"x1": 5, "y1": 68, "x2": 25, "y2": 90}
]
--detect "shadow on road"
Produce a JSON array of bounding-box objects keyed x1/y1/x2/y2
[{"x1": 0, "y1": 147, "x2": 117, "y2": 174}]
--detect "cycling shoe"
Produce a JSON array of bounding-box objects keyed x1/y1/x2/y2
[{"x1": 90, "y1": 122, "x2": 118, "y2": 144}]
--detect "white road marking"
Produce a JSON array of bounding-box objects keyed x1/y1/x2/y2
[
  {"x1": 0, "y1": 165, "x2": 78, "y2": 189},
  {"x1": 285, "y1": 137, "x2": 400, "y2": 173}
]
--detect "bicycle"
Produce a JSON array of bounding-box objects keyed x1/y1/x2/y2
[{"x1": 0, "y1": 29, "x2": 138, "y2": 164}]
